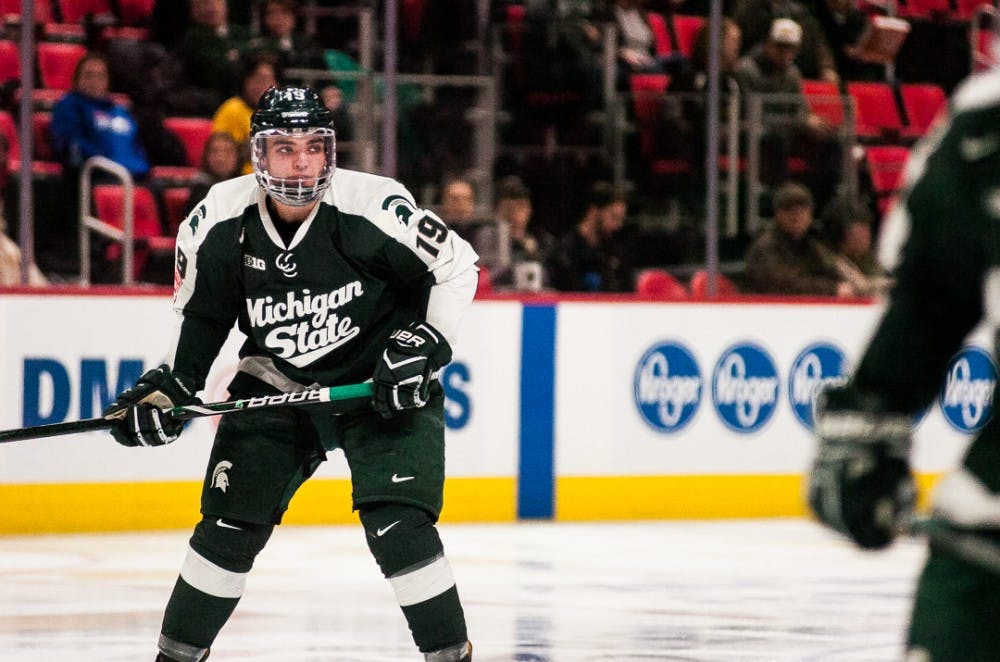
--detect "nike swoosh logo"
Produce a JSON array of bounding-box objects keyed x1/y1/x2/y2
[
  {"x1": 391, "y1": 474, "x2": 415, "y2": 483},
  {"x1": 376, "y1": 521, "x2": 401, "y2": 536},
  {"x1": 216, "y1": 518, "x2": 243, "y2": 530}
]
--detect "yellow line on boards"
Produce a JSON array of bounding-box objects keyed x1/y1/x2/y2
[
  {"x1": 555, "y1": 473, "x2": 944, "y2": 520},
  {"x1": 0, "y1": 477, "x2": 518, "y2": 534}
]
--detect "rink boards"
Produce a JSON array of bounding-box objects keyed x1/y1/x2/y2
[{"x1": 0, "y1": 292, "x2": 987, "y2": 533}]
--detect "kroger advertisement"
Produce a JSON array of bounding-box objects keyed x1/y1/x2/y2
[{"x1": 0, "y1": 293, "x2": 994, "y2": 529}]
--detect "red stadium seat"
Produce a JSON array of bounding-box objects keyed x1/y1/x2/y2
[
  {"x1": 37, "y1": 41, "x2": 86, "y2": 90},
  {"x1": 955, "y1": 0, "x2": 995, "y2": 19},
  {"x1": 896, "y1": 0, "x2": 950, "y2": 17},
  {"x1": 636, "y1": 268, "x2": 689, "y2": 299},
  {"x1": 162, "y1": 187, "x2": 191, "y2": 235},
  {"x1": 630, "y1": 73, "x2": 670, "y2": 125},
  {"x1": 57, "y1": 0, "x2": 111, "y2": 22},
  {"x1": 0, "y1": 39, "x2": 19, "y2": 83},
  {"x1": 93, "y1": 184, "x2": 174, "y2": 280},
  {"x1": 0, "y1": 0, "x2": 54, "y2": 22},
  {"x1": 802, "y1": 79, "x2": 845, "y2": 129},
  {"x1": 475, "y1": 264, "x2": 493, "y2": 296},
  {"x1": 163, "y1": 117, "x2": 213, "y2": 168},
  {"x1": 116, "y1": 0, "x2": 154, "y2": 25},
  {"x1": 865, "y1": 145, "x2": 910, "y2": 214},
  {"x1": 672, "y1": 15, "x2": 705, "y2": 57},
  {"x1": 31, "y1": 111, "x2": 55, "y2": 161},
  {"x1": 847, "y1": 82, "x2": 904, "y2": 140},
  {"x1": 646, "y1": 11, "x2": 673, "y2": 56},
  {"x1": 400, "y1": 0, "x2": 425, "y2": 45},
  {"x1": 900, "y1": 83, "x2": 946, "y2": 139},
  {"x1": 689, "y1": 270, "x2": 738, "y2": 298},
  {"x1": 0, "y1": 109, "x2": 19, "y2": 165},
  {"x1": 972, "y1": 10, "x2": 998, "y2": 72}
]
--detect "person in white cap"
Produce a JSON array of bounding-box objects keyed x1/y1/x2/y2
[
  {"x1": 733, "y1": 0, "x2": 839, "y2": 82},
  {"x1": 734, "y1": 17, "x2": 841, "y2": 206}
]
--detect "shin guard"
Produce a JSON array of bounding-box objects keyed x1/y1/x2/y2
[
  {"x1": 359, "y1": 503, "x2": 468, "y2": 652},
  {"x1": 159, "y1": 517, "x2": 273, "y2": 651}
]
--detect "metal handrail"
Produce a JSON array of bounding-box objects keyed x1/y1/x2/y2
[{"x1": 79, "y1": 156, "x2": 135, "y2": 286}]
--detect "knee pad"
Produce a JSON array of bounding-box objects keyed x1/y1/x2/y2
[
  {"x1": 190, "y1": 516, "x2": 274, "y2": 574},
  {"x1": 359, "y1": 503, "x2": 443, "y2": 577},
  {"x1": 359, "y1": 503, "x2": 456, "y2": 608},
  {"x1": 177, "y1": 516, "x2": 274, "y2": 601}
]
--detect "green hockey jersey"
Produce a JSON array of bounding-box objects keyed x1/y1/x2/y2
[{"x1": 168, "y1": 169, "x2": 479, "y2": 392}]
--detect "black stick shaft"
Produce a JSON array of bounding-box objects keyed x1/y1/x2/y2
[{"x1": 0, "y1": 382, "x2": 373, "y2": 444}]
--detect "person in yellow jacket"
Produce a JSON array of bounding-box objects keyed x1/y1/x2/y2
[{"x1": 211, "y1": 53, "x2": 280, "y2": 174}]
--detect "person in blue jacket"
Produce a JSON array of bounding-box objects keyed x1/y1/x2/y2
[{"x1": 50, "y1": 51, "x2": 150, "y2": 179}]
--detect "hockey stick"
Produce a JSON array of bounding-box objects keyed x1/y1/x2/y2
[
  {"x1": 0, "y1": 382, "x2": 373, "y2": 444},
  {"x1": 906, "y1": 516, "x2": 1000, "y2": 576}
]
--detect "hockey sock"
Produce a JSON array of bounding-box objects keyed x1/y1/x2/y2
[
  {"x1": 160, "y1": 517, "x2": 273, "y2": 650},
  {"x1": 401, "y1": 584, "x2": 468, "y2": 653},
  {"x1": 160, "y1": 574, "x2": 240, "y2": 650},
  {"x1": 359, "y1": 503, "x2": 468, "y2": 652}
]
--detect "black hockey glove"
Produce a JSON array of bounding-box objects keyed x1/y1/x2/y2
[
  {"x1": 102, "y1": 365, "x2": 200, "y2": 447},
  {"x1": 807, "y1": 384, "x2": 916, "y2": 550},
  {"x1": 372, "y1": 321, "x2": 452, "y2": 419}
]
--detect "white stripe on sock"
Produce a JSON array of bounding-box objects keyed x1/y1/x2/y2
[
  {"x1": 389, "y1": 554, "x2": 455, "y2": 607},
  {"x1": 179, "y1": 546, "x2": 247, "y2": 599}
]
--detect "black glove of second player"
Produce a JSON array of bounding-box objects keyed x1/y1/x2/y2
[
  {"x1": 102, "y1": 365, "x2": 200, "y2": 447},
  {"x1": 807, "y1": 384, "x2": 917, "y2": 550},
  {"x1": 372, "y1": 321, "x2": 452, "y2": 419}
]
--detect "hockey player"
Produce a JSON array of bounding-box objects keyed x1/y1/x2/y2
[
  {"x1": 102, "y1": 85, "x2": 477, "y2": 661},
  {"x1": 808, "y1": 69, "x2": 1000, "y2": 659}
]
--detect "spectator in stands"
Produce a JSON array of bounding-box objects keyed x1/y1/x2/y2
[
  {"x1": 671, "y1": 18, "x2": 742, "y2": 172},
  {"x1": 0, "y1": 134, "x2": 15, "y2": 228},
  {"x1": 174, "y1": 0, "x2": 251, "y2": 107},
  {"x1": 733, "y1": 0, "x2": 839, "y2": 82},
  {"x1": 0, "y1": 204, "x2": 47, "y2": 287},
  {"x1": 734, "y1": 19, "x2": 840, "y2": 204},
  {"x1": 611, "y1": 0, "x2": 684, "y2": 86},
  {"x1": 675, "y1": 18, "x2": 743, "y2": 94},
  {"x1": 744, "y1": 182, "x2": 856, "y2": 296},
  {"x1": 184, "y1": 131, "x2": 243, "y2": 216},
  {"x1": 520, "y1": 0, "x2": 604, "y2": 111},
  {"x1": 813, "y1": 0, "x2": 885, "y2": 82},
  {"x1": 51, "y1": 52, "x2": 151, "y2": 180},
  {"x1": 212, "y1": 52, "x2": 280, "y2": 174},
  {"x1": 49, "y1": 53, "x2": 152, "y2": 277},
  {"x1": 249, "y1": 0, "x2": 325, "y2": 70},
  {"x1": 547, "y1": 181, "x2": 633, "y2": 292},
  {"x1": 320, "y1": 84, "x2": 354, "y2": 167},
  {"x1": 820, "y1": 194, "x2": 892, "y2": 296},
  {"x1": 438, "y1": 177, "x2": 478, "y2": 238},
  {"x1": 488, "y1": 175, "x2": 552, "y2": 291}
]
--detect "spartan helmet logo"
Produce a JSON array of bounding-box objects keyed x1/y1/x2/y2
[
  {"x1": 381, "y1": 194, "x2": 418, "y2": 227},
  {"x1": 212, "y1": 461, "x2": 233, "y2": 493}
]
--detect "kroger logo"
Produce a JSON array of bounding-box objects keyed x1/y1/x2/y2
[
  {"x1": 788, "y1": 343, "x2": 849, "y2": 430},
  {"x1": 939, "y1": 346, "x2": 997, "y2": 433},
  {"x1": 633, "y1": 342, "x2": 703, "y2": 433},
  {"x1": 712, "y1": 343, "x2": 780, "y2": 433}
]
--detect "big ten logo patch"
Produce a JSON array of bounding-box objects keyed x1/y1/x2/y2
[
  {"x1": 712, "y1": 342, "x2": 780, "y2": 433},
  {"x1": 633, "y1": 341, "x2": 703, "y2": 433},
  {"x1": 940, "y1": 346, "x2": 997, "y2": 433}
]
